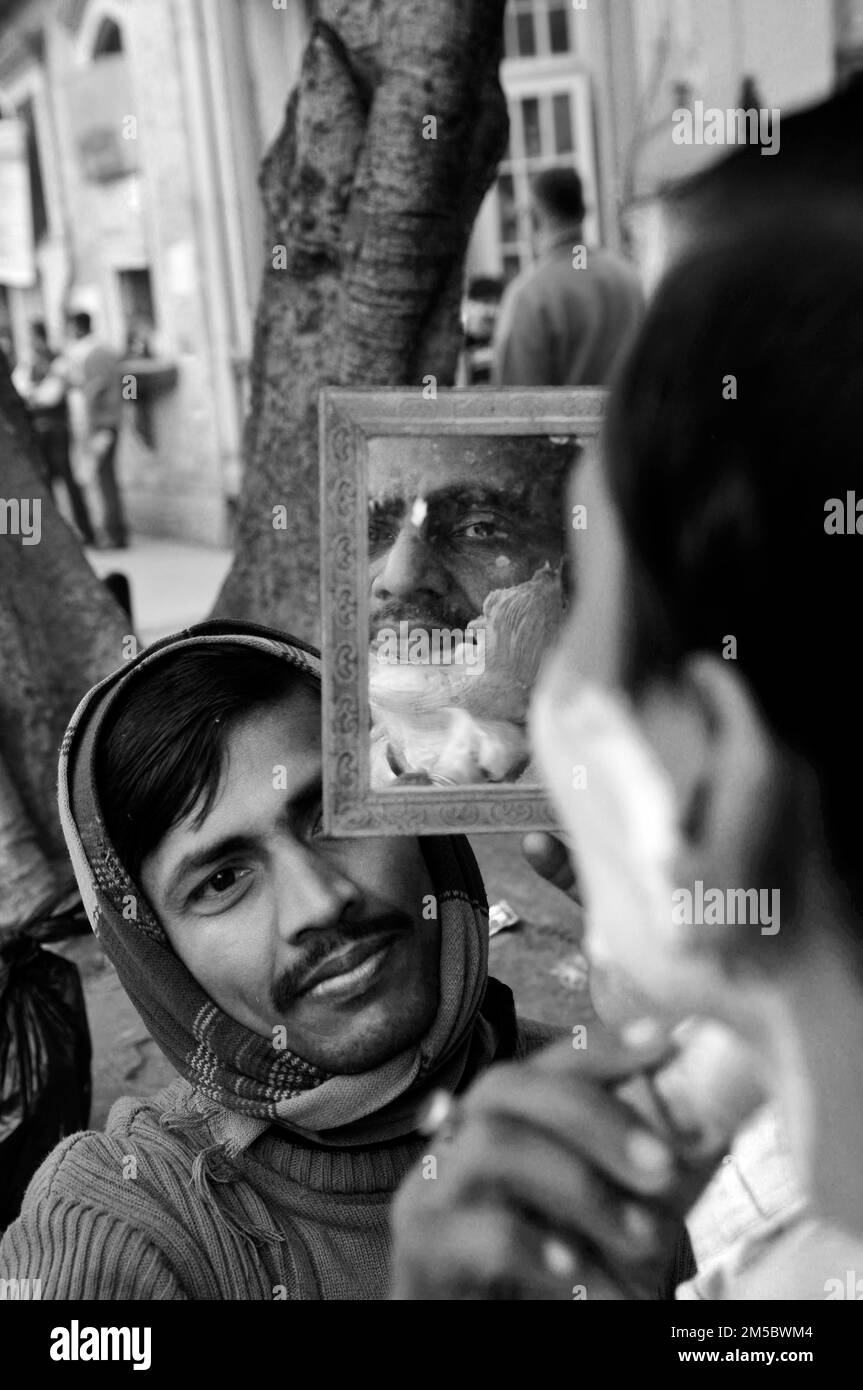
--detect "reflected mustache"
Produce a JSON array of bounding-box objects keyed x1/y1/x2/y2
[
  {"x1": 270, "y1": 911, "x2": 411, "y2": 1012},
  {"x1": 370, "y1": 600, "x2": 473, "y2": 634}
]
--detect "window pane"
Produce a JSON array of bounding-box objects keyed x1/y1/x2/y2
[
  {"x1": 497, "y1": 174, "x2": 518, "y2": 243},
  {"x1": 93, "y1": 18, "x2": 123, "y2": 56},
  {"x1": 522, "y1": 97, "x2": 541, "y2": 158},
  {"x1": 549, "y1": 6, "x2": 570, "y2": 54},
  {"x1": 18, "y1": 99, "x2": 48, "y2": 243},
  {"x1": 553, "y1": 93, "x2": 573, "y2": 154},
  {"x1": 516, "y1": 11, "x2": 536, "y2": 57},
  {"x1": 503, "y1": 253, "x2": 522, "y2": 281},
  {"x1": 503, "y1": 11, "x2": 518, "y2": 59}
]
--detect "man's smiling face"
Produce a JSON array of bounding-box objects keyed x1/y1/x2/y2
[{"x1": 140, "y1": 685, "x2": 440, "y2": 1072}]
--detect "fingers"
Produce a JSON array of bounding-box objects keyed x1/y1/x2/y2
[
  {"x1": 392, "y1": 1203, "x2": 561, "y2": 1300},
  {"x1": 391, "y1": 1198, "x2": 626, "y2": 1301},
  {"x1": 392, "y1": 1025, "x2": 688, "y2": 1301},
  {"x1": 458, "y1": 1108, "x2": 680, "y2": 1264},
  {"x1": 460, "y1": 1062, "x2": 678, "y2": 1201},
  {"x1": 521, "y1": 1019, "x2": 674, "y2": 1084},
  {"x1": 521, "y1": 831, "x2": 578, "y2": 893}
]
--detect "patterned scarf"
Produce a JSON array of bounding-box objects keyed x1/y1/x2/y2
[{"x1": 57, "y1": 621, "x2": 506, "y2": 1155}]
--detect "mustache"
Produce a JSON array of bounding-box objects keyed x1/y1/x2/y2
[{"x1": 270, "y1": 910, "x2": 412, "y2": 1012}]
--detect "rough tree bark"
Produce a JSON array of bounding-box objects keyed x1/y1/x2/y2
[
  {"x1": 213, "y1": 0, "x2": 509, "y2": 642},
  {"x1": 0, "y1": 360, "x2": 128, "y2": 927},
  {"x1": 0, "y1": 1, "x2": 506, "y2": 915}
]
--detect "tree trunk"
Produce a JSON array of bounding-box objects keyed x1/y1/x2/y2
[
  {"x1": 0, "y1": 2, "x2": 506, "y2": 918},
  {"x1": 213, "y1": 0, "x2": 508, "y2": 642},
  {"x1": 0, "y1": 358, "x2": 128, "y2": 925}
]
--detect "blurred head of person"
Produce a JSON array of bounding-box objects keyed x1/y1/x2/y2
[
  {"x1": 532, "y1": 208, "x2": 863, "y2": 1235},
  {"x1": 68, "y1": 310, "x2": 93, "y2": 342},
  {"x1": 530, "y1": 167, "x2": 585, "y2": 254},
  {"x1": 462, "y1": 276, "x2": 503, "y2": 346}
]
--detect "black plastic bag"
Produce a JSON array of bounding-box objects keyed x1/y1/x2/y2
[{"x1": 0, "y1": 937, "x2": 92, "y2": 1229}]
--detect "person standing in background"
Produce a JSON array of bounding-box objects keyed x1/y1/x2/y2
[
  {"x1": 492, "y1": 168, "x2": 644, "y2": 388},
  {"x1": 64, "y1": 311, "x2": 128, "y2": 550},
  {"x1": 12, "y1": 321, "x2": 95, "y2": 546},
  {"x1": 459, "y1": 276, "x2": 504, "y2": 385}
]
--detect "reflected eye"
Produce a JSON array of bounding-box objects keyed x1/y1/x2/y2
[
  {"x1": 368, "y1": 513, "x2": 399, "y2": 554},
  {"x1": 453, "y1": 514, "x2": 509, "y2": 542},
  {"x1": 369, "y1": 525, "x2": 394, "y2": 551}
]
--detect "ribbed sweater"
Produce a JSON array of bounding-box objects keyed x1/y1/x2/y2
[{"x1": 1, "y1": 1019, "x2": 557, "y2": 1300}]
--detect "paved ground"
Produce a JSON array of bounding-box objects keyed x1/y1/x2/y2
[
  {"x1": 57, "y1": 537, "x2": 591, "y2": 1127},
  {"x1": 86, "y1": 537, "x2": 233, "y2": 646}
]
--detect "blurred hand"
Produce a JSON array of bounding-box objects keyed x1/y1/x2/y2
[
  {"x1": 391, "y1": 1023, "x2": 695, "y2": 1300},
  {"x1": 522, "y1": 830, "x2": 582, "y2": 906}
]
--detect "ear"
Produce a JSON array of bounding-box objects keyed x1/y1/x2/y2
[{"x1": 639, "y1": 653, "x2": 782, "y2": 956}]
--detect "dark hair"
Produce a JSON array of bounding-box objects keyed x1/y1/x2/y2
[
  {"x1": 532, "y1": 168, "x2": 585, "y2": 225},
  {"x1": 666, "y1": 83, "x2": 863, "y2": 239},
  {"x1": 605, "y1": 210, "x2": 863, "y2": 910},
  {"x1": 96, "y1": 646, "x2": 315, "y2": 881},
  {"x1": 69, "y1": 311, "x2": 92, "y2": 337}
]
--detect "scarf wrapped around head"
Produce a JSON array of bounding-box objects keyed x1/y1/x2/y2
[{"x1": 58, "y1": 620, "x2": 506, "y2": 1156}]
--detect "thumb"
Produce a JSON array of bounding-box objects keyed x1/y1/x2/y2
[
  {"x1": 522, "y1": 832, "x2": 579, "y2": 897},
  {"x1": 534, "y1": 1017, "x2": 674, "y2": 1083}
]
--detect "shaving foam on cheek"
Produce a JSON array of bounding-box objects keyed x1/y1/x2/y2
[
  {"x1": 528, "y1": 663, "x2": 681, "y2": 986},
  {"x1": 529, "y1": 659, "x2": 767, "y2": 1162}
]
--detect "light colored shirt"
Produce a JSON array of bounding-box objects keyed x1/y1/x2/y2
[{"x1": 680, "y1": 1104, "x2": 863, "y2": 1299}]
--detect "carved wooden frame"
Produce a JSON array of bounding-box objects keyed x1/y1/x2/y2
[{"x1": 320, "y1": 386, "x2": 607, "y2": 835}]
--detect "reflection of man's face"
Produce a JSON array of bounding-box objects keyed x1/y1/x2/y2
[{"x1": 368, "y1": 442, "x2": 569, "y2": 638}]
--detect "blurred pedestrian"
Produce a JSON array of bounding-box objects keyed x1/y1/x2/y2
[
  {"x1": 460, "y1": 275, "x2": 504, "y2": 385},
  {"x1": 12, "y1": 321, "x2": 94, "y2": 546},
  {"x1": 64, "y1": 311, "x2": 128, "y2": 550},
  {"x1": 492, "y1": 168, "x2": 644, "y2": 387}
]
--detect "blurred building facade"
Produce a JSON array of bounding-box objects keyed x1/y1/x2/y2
[
  {"x1": 467, "y1": 0, "x2": 850, "y2": 290},
  {"x1": 0, "y1": 0, "x2": 311, "y2": 544},
  {"x1": 0, "y1": 0, "x2": 858, "y2": 542}
]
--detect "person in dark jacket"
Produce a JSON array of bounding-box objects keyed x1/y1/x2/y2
[
  {"x1": 492, "y1": 168, "x2": 644, "y2": 388},
  {"x1": 13, "y1": 321, "x2": 94, "y2": 545}
]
